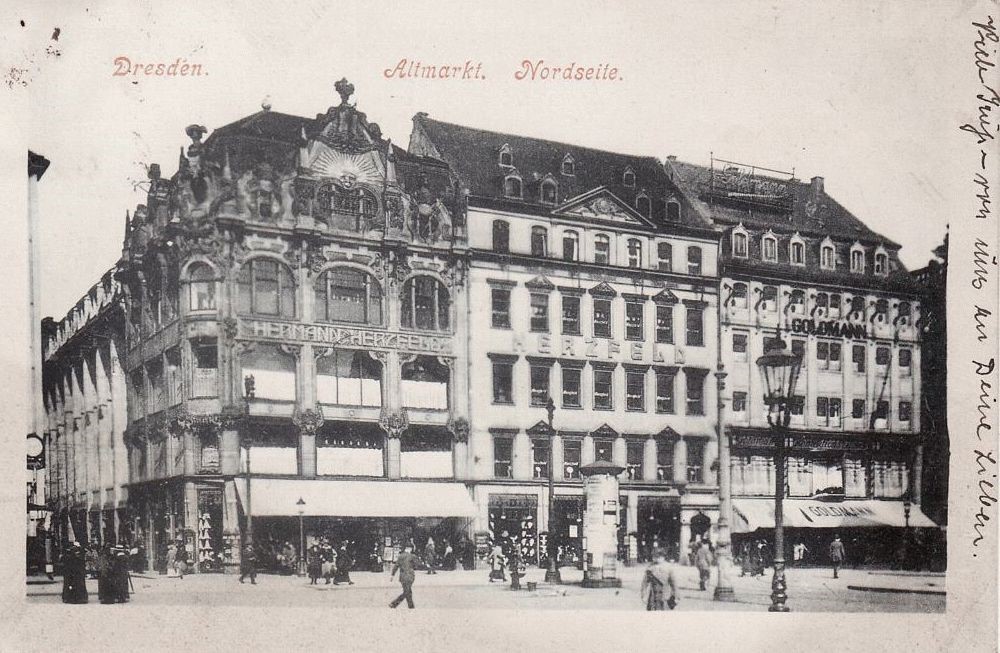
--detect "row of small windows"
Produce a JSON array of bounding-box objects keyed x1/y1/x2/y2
[
  {"x1": 491, "y1": 358, "x2": 708, "y2": 415},
  {"x1": 501, "y1": 178, "x2": 678, "y2": 220},
  {"x1": 732, "y1": 230, "x2": 890, "y2": 275},
  {"x1": 491, "y1": 289, "x2": 703, "y2": 345},
  {"x1": 731, "y1": 333, "x2": 913, "y2": 374},
  {"x1": 498, "y1": 147, "x2": 637, "y2": 186},
  {"x1": 192, "y1": 260, "x2": 451, "y2": 332},
  {"x1": 729, "y1": 392, "x2": 913, "y2": 427},
  {"x1": 726, "y1": 284, "x2": 912, "y2": 322},
  {"x1": 491, "y1": 222, "x2": 701, "y2": 272}
]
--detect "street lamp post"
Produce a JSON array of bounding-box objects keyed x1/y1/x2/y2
[
  {"x1": 297, "y1": 497, "x2": 306, "y2": 577},
  {"x1": 902, "y1": 497, "x2": 912, "y2": 569},
  {"x1": 756, "y1": 336, "x2": 803, "y2": 613},
  {"x1": 544, "y1": 397, "x2": 561, "y2": 584}
]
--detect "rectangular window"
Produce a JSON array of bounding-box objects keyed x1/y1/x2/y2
[
  {"x1": 685, "y1": 307, "x2": 704, "y2": 346},
  {"x1": 732, "y1": 391, "x2": 748, "y2": 414},
  {"x1": 531, "y1": 228, "x2": 548, "y2": 257},
  {"x1": 595, "y1": 439, "x2": 615, "y2": 462},
  {"x1": 491, "y1": 288, "x2": 511, "y2": 329},
  {"x1": 657, "y1": 243, "x2": 672, "y2": 271},
  {"x1": 852, "y1": 399, "x2": 866, "y2": 419},
  {"x1": 899, "y1": 401, "x2": 912, "y2": 423},
  {"x1": 492, "y1": 361, "x2": 513, "y2": 404},
  {"x1": 817, "y1": 341, "x2": 841, "y2": 371},
  {"x1": 686, "y1": 372, "x2": 705, "y2": 415},
  {"x1": 655, "y1": 371, "x2": 676, "y2": 413},
  {"x1": 687, "y1": 440, "x2": 705, "y2": 483},
  {"x1": 562, "y1": 295, "x2": 581, "y2": 335},
  {"x1": 687, "y1": 247, "x2": 702, "y2": 275},
  {"x1": 875, "y1": 400, "x2": 890, "y2": 420},
  {"x1": 790, "y1": 396, "x2": 805, "y2": 422},
  {"x1": 594, "y1": 236, "x2": 610, "y2": 265},
  {"x1": 655, "y1": 305, "x2": 673, "y2": 344},
  {"x1": 852, "y1": 344, "x2": 866, "y2": 373},
  {"x1": 817, "y1": 397, "x2": 842, "y2": 427},
  {"x1": 529, "y1": 365, "x2": 550, "y2": 407},
  {"x1": 530, "y1": 293, "x2": 549, "y2": 332},
  {"x1": 563, "y1": 440, "x2": 582, "y2": 479},
  {"x1": 626, "y1": 371, "x2": 646, "y2": 411},
  {"x1": 732, "y1": 332, "x2": 748, "y2": 361},
  {"x1": 899, "y1": 348, "x2": 912, "y2": 375},
  {"x1": 532, "y1": 439, "x2": 549, "y2": 479},
  {"x1": 656, "y1": 443, "x2": 673, "y2": 481},
  {"x1": 625, "y1": 301, "x2": 644, "y2": 341},
  {"x1": 761, "y1": 286, "x2": 778, "y2": 313},
  {"x1": 593, "y1": 368, "x2": 613, "y2": 410},
  {"x1": 829, "y1": 294, "x2": 842, "y2": 317},
  {"x1": 493, "y1": 437, "x2": 513, "y2": 478},
  {"x1": 626, "y1": 440, "x2": 644, "y2": 480},
  {"x1": 593, "y1": 299, "x2": 612, "y2": 339},
  {"x1": 562, "y1": 367, "x2": 582, "y2": 408},
  {"x1": 876, "y1": 346, "x2": 891, "y2": 367}
]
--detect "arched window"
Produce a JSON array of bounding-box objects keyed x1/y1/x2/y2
[
  {"x1": 761, "y1": 285, "x2": 778, "y2": 312},
  {"x1": 627, "y1": 239, "x2": 643, "y2": 268},
  {"x1": 816, "y1": 292, "x2": 829, "y2": 314},
  {"x1": 236, "y1": 258, "x2": 296, "y2": 318},
  {"x1": 531, "y1": 226, "x2": 548, "y2": 257},
  {"x1": 789, "y1": 289, "x2": 806, "y2": 314},
  {"x1": 563, "y1": 231, "x2": 580, "y2": 262},
  {"x1": 499, "y1": 145, "x2": 513, "y2": 167},
  {"x1": 657, "y1": 242, "x2": 673, "y2": 271},
  {"x1": 876, "y1": 298, "x2": 889, "y2": 317},
  {"x1": 562, "y1": 155, "x2": 575, "y2": 176},
  {"x1": 594, "y1": 234, "x2": 610, "y2": 265},
  {"x1": 687, "y1": 246, "x2": 702, "y2": 275},
  {"x1": 492, "y1": 220, "x2": 510, "y2": 253},
  {"x1": 623, "y1": 167, "x2": 635, "y2": 187},
  {"x1": 540, "y1": 180, "x2": 557, "y2": 204},
  {"x1": 733, "y1": 231, "x2": 748, "y2": 258},
  {"x1": 850, "y1": 295, "x2": 865, "y2": 317},
  {"x1": 314, "y1": 268, "x2": 383, "y2": 325},
  {"x1": 821, "y1": 243, "x2": 836, "y2": 270},
  {"x1": 666, "y1": 200, "x2": 681, "y2": 222},
  {"x1": 188, "y1": 263, "x2": 216, "y2": 311},
  {"x1": 874, "y1": 252, "x2": 888, "y2": 275},
  {"x1": 732, "y1": 282, "x2": 749, "y2": 308},
  {"x1": 402, "y1": 276, "x2": 450, "y2": 332},
  {"x1": 636, "y1": 194, "x2": 651, "y2": 217},
  {"x1": 762, "y1": 233, "x2": 778, "y2": 262},
  {"x1": 503, "y1": 176, "x2": 522, "y2": 199}
]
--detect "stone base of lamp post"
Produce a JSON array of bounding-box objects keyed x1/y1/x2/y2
[
  {"x1": 768, "y1": 560, "x2": 790, "y2": 612},
  {"x1": 713, "y1": 554, "x2": 737, "y2": 601}
]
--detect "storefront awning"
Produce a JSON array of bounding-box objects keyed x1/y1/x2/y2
[
  {"x1": 731, "y1": 498, "x2": 937, "y2": 533},
  {"x1": 235, "y1": 478, "x2": 477, "y2": 518}
]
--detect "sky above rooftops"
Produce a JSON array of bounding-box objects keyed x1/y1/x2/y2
[{"x1": 21, "y1": 1, "x2": 957, "y2": 318}]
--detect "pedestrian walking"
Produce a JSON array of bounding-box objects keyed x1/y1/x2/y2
[
  {"x1": 97, "y1": 545, "x2": 115, "y2": 604},
  {"x1": 829, "y1": 535, "x2": 846, "y2": 579},
  {"x1": 389, "y1": 544, "x2": 417, "y2": 609},
  {"x1": 175, "y1": 540, "x2": 188, "y2": 579},
  {"x1": 640, "y1": 548, "x2": 678, "y2": 611},
  {"x1": 239, "y1": 543, "x2": 258, "y2": 584},
  {"x1": 488, "y1": 543, "x2": 506, "y2": 582},
  {"x1": 61, "y1": 541, "x2": 89, "y2": 604},
  {"x1": 694, "y1": 540, "x2": 713, "y2": 591},
  {"x1": 322, "y1": 543, "x2": 338, "y2": 584},
  {"x1": 424, "y1": 537, "x2": 437, "y2": 575},
  {"x1": 334, "y1": 541, "x2": 354, "y2": 585},
  {"x1": 111, "y1": 546, "x2": 131, "y2": 603},
  {"x1": 165, "y1": 541, "x2": 177, "y2": 577},
  {"x1": 307, "y1": 544, "x2": 323, "y2": 585}
]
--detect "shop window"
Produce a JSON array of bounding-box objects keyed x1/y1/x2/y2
[
  {"x1": 317, "y1": 350, "x2": 382, "y2": 407},
  {"x1": 188, "y1": 263, "x2": 216, "y2": 311},
  {"x1": 241, "y1": 343, "x2": 296, "y2": 402},
  {"x1": 532, "y1": 439, "x2": 550, "y2": 479},
  {"x1": 816, "y1": 396, "x2": 842, "y2": 427},
  {"x1": 562, "y1": 366, "x2": 582, "y2": 408},
  {"x1": 844, "y1": 458, "x2": 867, "y2": 497},
  {"x1": 401, "y1": 276, "x2": 450, "y2": 332},
  {"x1": 627, "y1": 239, "x2": 643, "y2": 268},
  {"x1": 594, "y1": 234, "x2": 611, "y2": 265},
  {"x1": 492, "y1": 360, "x2": 514, "y2": 405},
  {"x1": 562, "y1": 231, "x2": 580, "y2": 262},
  {"x1": 401, "y1": 427, "x2": 453, "y2": 478},
  {"x1": 657, "y1": 242, "x2": 672, "y2": 271},
  {"x1": 563, "y1": 440, "x2": 582, "y2": 479},
  {"x1": 687, "y1": 246, "x2": 702, "y2": 275},
  {"x1": 732, "y1": 332, "x2": 748, "y2": 361},
  {"x1": 732, "y1": 231, "x2": 748, "y2": 258},
  {"x1": 529, "y1": 365, "x2": 550, "y2": 407},
  {"x1": 503, "y1": 176, "x2": 522, "y2": 199},
  {"x1": 626, "y1": 440, "x2": 644, "y2": 480},
  {"x1": 655, "y1": 370, "x2": 676, "y2": 414},
  {"x1": 626, "y1": 370, "x2": 646, "y2": 411},
  {"x1": 686, "y1": 371, "x2": 706, "y2": 416},
  {"x1": 491, "y1": 288, "x2": 511, "y2": 328},
  {"x1": 494, "y1": 437, "x2": 513, "y2": 478},
  {"x1": 687, "y1": 440, "x2": 705, "y2": 483},
  {"x1": 852, "y1": 344, "x2": 866, "y2": 373},
  {"x1": 540, "y1": 180, "x2": 557, "y2": 204},
  {"x1": 401, "y1": 356, "x2": 449, "y2": 409},
  {"x1": 530, "y1": 293, "x2": 550, "y2": 332},
  {"x1": 562, "y1": 295, "x2": 581, "y2": 335},
  {"x1": 816, "y1": 341, "x2": 842, "y2": 371},
  {"x1": 655, "y1": 305, "x2": 673, "y2": 344},
  {"x1": 191, "y1": 338, "x2": 218, "y2": 398},
  {"x1": 788, "y1": 456, "x2": 813, "y2": 497},
  {"x1": 593, "y1": 367, "x2": 613, "y2": 410},
  {"x1": 731, "y1": 282, "x2": 749, "y2": 309},
  {"x1": 685, "y1": 306, "x2": 704, "y2": 346},
  {"x1": 492, "y1": 220, "x2": 510, "y2": 253},
  {"x1": 899, "y1": 348, "x2": 912, "y2": 374},
  {"x1": 625, "y1": 301, "x2": 644, "y2": 341},
  {"x1": 314, "y1": 267, "x2": 383, "y2": 325},
  {"x1": 813, "y1": 458, "x2": 844, "y2": 495},
  {"x1": 236, "y1": 258, "x2": 296, "y2": 319},
  {"x1": 732, "y1": 391, "x2": 748, "y2": 415},
  {"x1": 531, "y1": 226, "x2": 548, "y2": 257},
  {"x1": 593, "y1": 299, "x2": 612, "y2": 338},
  {"x1": 873, "y1": 459, "x2": 908, "y2": 498},
  {"x1": 656, "y1": 442, "x2": 673, "y2": 481}
]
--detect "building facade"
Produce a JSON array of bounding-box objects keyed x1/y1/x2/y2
[
  {"x1": 668, "y1": 158, "x2": 938, "y2": 566},
  {"x1": 410, "y1": 118, "x2": 721, "y2": 564}
]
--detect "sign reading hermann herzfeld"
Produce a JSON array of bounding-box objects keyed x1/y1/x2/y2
[{"x1": 244, "y1": 320, "x2": 453, "y2": 355}]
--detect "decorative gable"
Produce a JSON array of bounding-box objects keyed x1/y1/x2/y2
[
  {"x1": 525, "y1": 275, "x2": 555, "y2": 290},
  {"x1": 552, "y1": 187, "x2": 654, "y2": 229},
  {"x1": 526, "y1": 420, "x2": 555, "y2": 436},
  {"x1": 652, "y1": 288, "x2": 679, "y2": 304},
  {"x1": 588, "y1": 281, "x2": 618, "y2": 298},
  {"x1": 591, "y1": 423, "x2": 619, "y2": 438}
]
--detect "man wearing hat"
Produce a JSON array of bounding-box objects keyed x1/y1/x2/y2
[
  {"x1": 389, "y1": 543, "x2": 418, "y2": 609},
  {"x1": 61, "y1": 541, "x2": 88, "y2": 604}
]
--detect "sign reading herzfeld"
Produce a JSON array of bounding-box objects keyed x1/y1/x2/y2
[{"x1": 244, "y1": 320, "x2": 453, "y2": 355}]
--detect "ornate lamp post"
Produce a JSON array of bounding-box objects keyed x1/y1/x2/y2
[
  {"x1": 756, "y1": 336, "x2": 803, "y2": 613},
  {"x1": 297, "y1": 497, "x2": 306, "y2": 577},
  {"x1": 544, "y1": 397, "x2": 562, "y2": 584}
]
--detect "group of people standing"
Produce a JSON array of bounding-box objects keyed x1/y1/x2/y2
[
  {"x1": 61, "y1": 541, "x2": 132, "y2": 604},
  {"x1": 306, "y1": 539, "x2": 355, "y2": 585}
]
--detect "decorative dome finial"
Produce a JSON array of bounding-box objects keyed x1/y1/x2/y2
[{"x1": 334, "y1": 78, "x2": 355, "y2": 105}]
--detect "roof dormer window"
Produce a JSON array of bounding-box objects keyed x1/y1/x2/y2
[
  {"x1": 623, "y1": 166, "x2": 635, "y2": 188},
  {"x1": 636, "y1": 192, "x2": 651, "y2": 217},
  {"x1": 732, "y1": 225, "x2": 749, "y2": 259},
  {"x1": 540, "y1": 179, "x2": 557, "y2": 204},
  {"x1": 762, "y1": 231, "x2": 778, "y2": 263},
  {"x1": 666, "y1": 199, "x2": 681, "y2": 222},
  {"x1": 874, "y1": 246, "x2": 889, "y2": 276},
  {"x1": 820, "y1": 238, "x2": 836, "y2": 270},
  {"x1": 790, "y1": 232, "x2": 806, "y2": 266},
  {"x1": 504, "y1": 174, "x2": 522, "y2": 199},
  {"x1": 562, "y1": 154, "x2": 575, "y2": 176},
  {"x1": 499, "y1": 144, "x2": 513, "y2": 167},
  {"x1": 850, "y1": 243, "x2": 865, "y2": 273}
]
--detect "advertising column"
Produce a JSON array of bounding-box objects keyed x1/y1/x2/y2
[{"x1": 580, "y1": 460, "x2": 624, "y2": 588}]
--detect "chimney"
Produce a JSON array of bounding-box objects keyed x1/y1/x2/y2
[{"x1": 811, "y1": 176, "x2": 824, "y2": 197}]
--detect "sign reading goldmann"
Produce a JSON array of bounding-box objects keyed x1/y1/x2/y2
[{"x1": 245, "y1": 320, "x2": 453, "y2": 355}]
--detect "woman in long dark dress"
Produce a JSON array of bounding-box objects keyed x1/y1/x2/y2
[
  {"x1": 61, "y1": 542, "x2": 88, "y2": 604},
  {"x1": 97, "y1": 546, "x2": 115, "y2": 604},
  {"x1": 112, "y1": 547, "x2": 131, "y2": 603},
  {"x1": 333, "y1": 542, "x2": 354, "y2": 585}
]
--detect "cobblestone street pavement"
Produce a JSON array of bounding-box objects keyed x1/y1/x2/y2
[{"x1": 27, "y1": 565, "x2": 945, "y2": 612}]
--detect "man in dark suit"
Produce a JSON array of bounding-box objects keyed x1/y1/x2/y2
[{"x1": 389, "y1": 544, "x2": 417, "y2": 609}]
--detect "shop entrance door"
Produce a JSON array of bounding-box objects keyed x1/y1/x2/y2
[
  {"x1": 488, "y1": 494, "x2": 538, "y2": 565},
  {"x1": 551, "y1": 496, "x2": 584, "y2": 567},
  {"x1": 637, "y1": 496, "x2": 680, "y2": 562}
]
